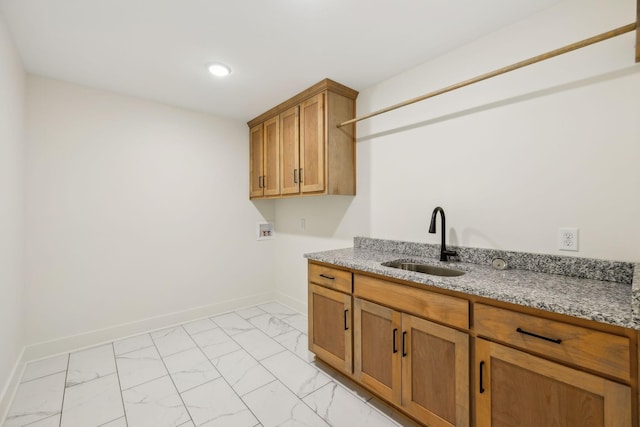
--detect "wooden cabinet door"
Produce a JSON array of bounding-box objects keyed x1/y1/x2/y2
[
  {"x1": 249, "y1": 124, "x2": 264, "y2": 198},
  {"x1": 299, "y1": 93, "x2": 325, "y2": 193},
  {"x1": 475, "y1": 339, "x2": 631, "y2": 427},
  {"x1": 262, "y1": 116, "x2": 280, "y2": 196},
  {"x1": 354, "y1": 298, "x2": 402, "y2": 403},
  {"x1": 308, "y1": 284, "x2": 352, "y2": 374},
  {"x1": 401, "y1": 313, "x2": 469, "y2": 427},
  {"x1": 279, "y1": 106, "x2": 300, "y2": 195}
]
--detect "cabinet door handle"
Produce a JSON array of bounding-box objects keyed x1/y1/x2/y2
[
  {"x1": 479, "y1": 361, "x2": 485, "y2": 394},
  {"x1": 299, "y1": 168, "x2": 303, "y2": 183},
  {"x1": 392, "y1": 328, "x2": 398, "y2": 353},
  {"x1": 401, "y1": 331, "x2": 407, "y2": 357},
  {"x1": 344, "y1": 309, "x2": 349, "y2": 330},
  {"x1": 262, "y1": 175, "x2": 267, "y2": 188},
  {"x1": 319, "y1": 274, "x2": 335, "y2": 280},
  {"x1": 293, "y1": 169, "x2": 298, "y2": 183},
  {"x1": 516, "y1": 327, "x2": 562, "y2": 344},
  {"x1": 258, "y1": 176, "x2": 263, "y2": 188}
]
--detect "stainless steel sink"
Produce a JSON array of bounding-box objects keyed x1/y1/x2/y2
[{"x1": 382, "y1": 260, "x2": 465, "y2": 277}]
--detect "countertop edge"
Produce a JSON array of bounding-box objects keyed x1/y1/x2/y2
[{"x1": 305, "y1": 248, "x2": 636, "y2": 331}]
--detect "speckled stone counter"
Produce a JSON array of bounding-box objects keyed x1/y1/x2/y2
[{"x1": 304, "y1": 237, "x2": 639, "y2": 330}]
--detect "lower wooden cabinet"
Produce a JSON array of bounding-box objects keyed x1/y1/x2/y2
[
  {"x1": 354, "y1": 298, "x2": 469, "y2": 427},
  {"x1": 308, "y1": 283, "x2": 352, "y2": 374},
  {"x1": 308, "y1": 262, "x2": 636, "y2": 426},
  {"x1": 353, "y1": 298, "x2": 401, "y2": 402},
  {"x1": 475, "y1": 303, "x2": 631, "y2": 382},
  {"x1": 475, "y1": 338, "x2": 631, "y2": 427}
]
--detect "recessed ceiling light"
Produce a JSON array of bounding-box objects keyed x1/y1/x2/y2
[{"x1": 208, "y1": 63, "x2": 231, "y2": 77}]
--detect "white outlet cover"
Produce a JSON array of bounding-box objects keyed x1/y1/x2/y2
[{"x1": 558, "y1": 227, "x2": 578, "y2": 251}]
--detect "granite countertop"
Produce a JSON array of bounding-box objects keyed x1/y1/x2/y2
[{"x1": 304, "y1": 238, "x2": 639, "y2": 330}]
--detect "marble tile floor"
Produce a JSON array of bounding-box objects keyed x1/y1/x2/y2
[{"x1": 3, "y1": 302, "x2": 421, "y2": 427}]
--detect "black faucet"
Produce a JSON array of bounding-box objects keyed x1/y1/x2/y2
[{"x1": 429, "y1": 206, "x2": 457, "y2": 262}]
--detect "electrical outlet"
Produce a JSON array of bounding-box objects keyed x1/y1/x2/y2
[{"x1": 558, "y1": 228, "x2": 578, "y2": 251}]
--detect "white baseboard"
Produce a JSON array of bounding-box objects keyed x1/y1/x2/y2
[
  {"x1": 1, "y1": 291, "x2": 280, "y2": 424},
  {"x1": 275, "y1": 290, "x2": 307, "y2": 314},
  {"x1": 0, "y1": 347, "x2": 25, "y2": 425},
  {"x1": 23, "y1": 291, "x2": 276, "y2": 362}
]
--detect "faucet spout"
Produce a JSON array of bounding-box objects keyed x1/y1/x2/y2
[{"x1": 429, "y1": 206, "x2": 457, "y2": 262}]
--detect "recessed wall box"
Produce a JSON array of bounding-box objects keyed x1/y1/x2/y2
[{"x1": 257, "y1": 222, "x2": 275, "y2": 240}]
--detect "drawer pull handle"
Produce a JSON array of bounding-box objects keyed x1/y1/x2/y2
[
  {"x1": 516, "y1": 327, "x2": 562, "y2": 344},
  {"x1": 392, "y1": 328, "x2": 398, "y2": 353},
  {"x1": 479, "y1": 361, "x2": 485, "y2": 394},
  {"x1": 402, "y1": 331, "x2": 408, "y2": 357},
  {"x1": 319, "y1": 274, "x2": 335, "y2": 280},
  {"x1": 344, "y1": 309, "x2": 349, "y2": 330}
]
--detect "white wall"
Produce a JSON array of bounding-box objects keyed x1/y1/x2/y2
[
  {"x1": 11, "y1": 0, "x2": 640, "y2": 353},
  {"x1": 275, "y1": 0, "x2": 640, "y2": 306},
  {"x1": 25, "y1": 77, "x2": 276, "y2": 347},
  {"x1": 0, "y1": 13, "x2": 25, "y2": 412}
]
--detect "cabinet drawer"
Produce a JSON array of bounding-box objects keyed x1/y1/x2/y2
[
  {"x1": 309, "y1": 263, "x2": 352, "y2": 293},
  {"x1": 474, "y1": 303, "x2": 630, "y2": 381},
  {"x1": 354, "y1": 274, "x2": 469, "y2": 330}
]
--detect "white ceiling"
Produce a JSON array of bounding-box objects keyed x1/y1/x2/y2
[{"x1": 0, "y1": 0, "x2": 562, "y2": 121}]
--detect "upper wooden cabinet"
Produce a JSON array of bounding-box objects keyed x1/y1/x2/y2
[
  {"x1": 279, "y1": 106, "x2": 300, "y2": 195},
  {"x1": 249, "y1": 125, "x2": 264, "y2": 198},
  {"x1": 250, "y1": 117, "x2": 280, "y2": 198},
  {"x1": 248, "y1": 79, "x2": 358, "y2": 199},
  {"x1": 299, "y1": 94, "x2": 325, "y2": 193}
]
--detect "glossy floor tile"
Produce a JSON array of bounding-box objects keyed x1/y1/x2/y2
[
  {"x1": 60, "y1": 373, "x2": 124, "y2": 427},
  {"x1": 4, "y1": 372, "x2": 66, "y2": 427},
  {"x1": 4, "y1": 302, "x2": 415, "y2": 427},
  {"x1": 122, "y1": 376, "x2": 190, "y2": 427},
  {"x1": 115, "y1": 346, "x2": 167, "y2": 391},
  {"x1": 66, "y1": 344, "x2": 117, "y2": 388}
]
